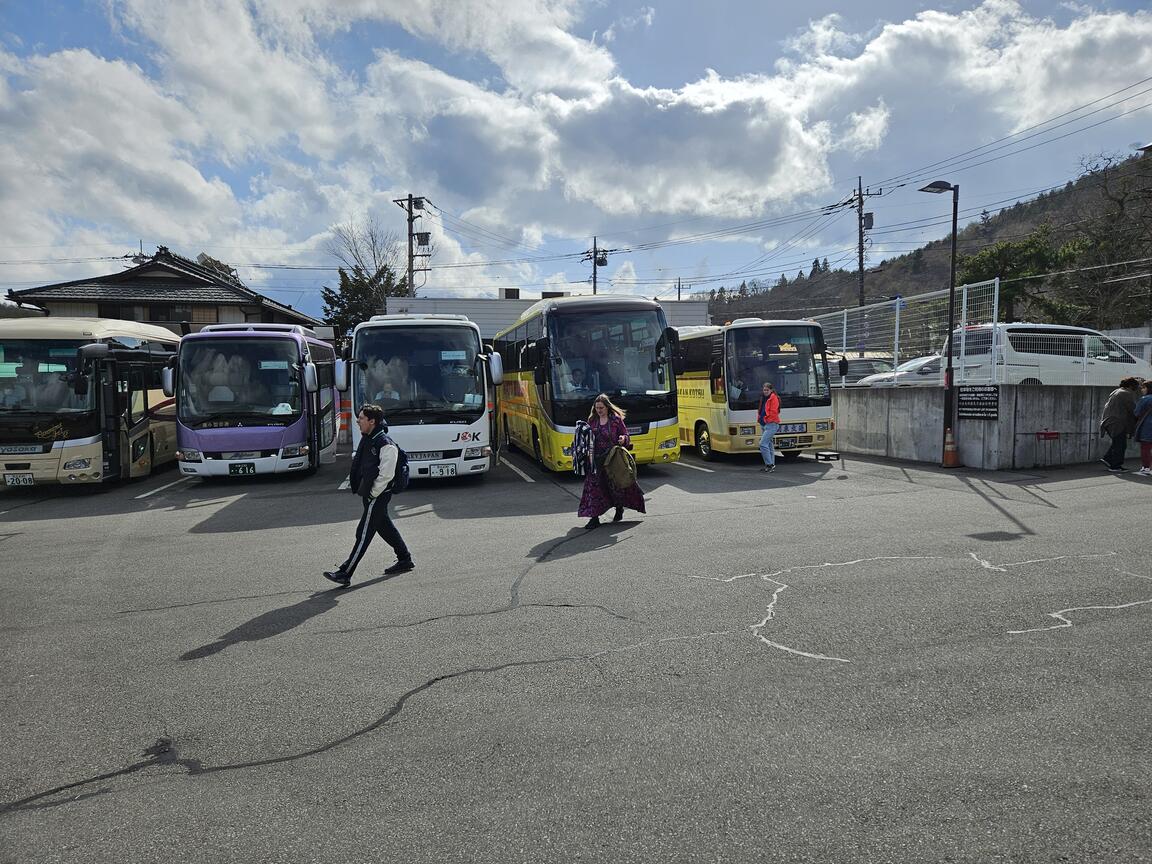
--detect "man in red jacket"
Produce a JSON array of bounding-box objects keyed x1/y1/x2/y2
[{"x1": 757, "y1": 381, "x2": 780, "y2": 473}]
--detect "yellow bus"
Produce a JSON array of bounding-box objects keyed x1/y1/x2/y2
[
  {"x1": 0, "y1": 317, "x2": 180, "y2": 486},
  {"x1": 677, "y1": 318, "x2": 834, "y2": 461},
  {"x1": 493, "y1": 296, "x2": 681, "y2": 472}
]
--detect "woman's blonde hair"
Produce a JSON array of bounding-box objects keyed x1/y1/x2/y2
[{"x1": 588, "y1": 392, "x2": 627, "y2": 422}]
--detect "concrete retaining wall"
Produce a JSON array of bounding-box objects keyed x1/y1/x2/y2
[{"x1": 832, "y1": 385, "x2": 1135, "y2": 470}]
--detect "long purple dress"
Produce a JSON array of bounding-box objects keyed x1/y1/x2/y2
[{"x1": 577, "y1": 414, "x2": 646, "y2": 518}]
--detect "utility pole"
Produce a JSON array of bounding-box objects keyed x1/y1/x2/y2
[
  {"x1": 677, "y1": 277, "x2": 682, "y2": 302},
  {"x1": 392, "y1": 194, "x2": 431, "y2": 302},
  {"x1": 582, "y1": 236, "x2": 611, "y2": 294},
  {"x1": 856, "y1": 176, "x2": 881, "y2": 308}
]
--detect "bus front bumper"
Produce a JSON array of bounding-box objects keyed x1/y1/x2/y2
[
  {"x1": 178, "y1": 452, "x2": 311, "y2": 477},
  {"x1": 1, "y1": 441, "x2": 106, "y2": 486}
]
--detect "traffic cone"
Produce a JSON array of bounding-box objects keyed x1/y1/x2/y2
[{"x1": 942, "y1": 427, "x2": 961, "y2": 469}]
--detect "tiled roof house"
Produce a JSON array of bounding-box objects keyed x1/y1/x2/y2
[{"x1": 5, "y1": 246, "x2": 321, "y2": 332}]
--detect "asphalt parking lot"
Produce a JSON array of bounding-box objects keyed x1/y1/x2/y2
[{"x1": 2, "y1": 446, "x2": 1150, "y2": 863}]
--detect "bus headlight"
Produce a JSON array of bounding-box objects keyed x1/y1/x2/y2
[
  {"x1": 177, "y1": 449, "x2": 202, "y2": 462},
  {"x1": 63, "y1": 458, "x2": 92, "y2": 470},
  {"x1": 658, "y1": 438, "x2": 678, "y2": 449},
  {"x1": 281, "y1": 444, "x2": 310, "y2": 457},
  {"x1": 814, "y1": 422, "x2": 831, "y2": 431},
  {"x1": 739, "y1": 426, "x2": 756, "y2": 436},
  {"x1": 463, "y1": 447, "x2": 484, "y2": 458}
]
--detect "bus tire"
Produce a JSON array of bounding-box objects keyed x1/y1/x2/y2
[
  {"x1": 695, "y1": 422, "x2": 716, "y2": 461},
  {"x1": 532, "y1": 429, "x2": 545, "y2": 468},
  {"x1": 503, "y1": 416, "x2": 516, "y2": 453},
  {"x1": 1019, "y1": 377, "x2": 1042, "y2": 386}
]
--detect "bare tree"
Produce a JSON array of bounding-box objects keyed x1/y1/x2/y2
[{"x1": 325, "y1": 213, "x2": 404, "y2": 278}]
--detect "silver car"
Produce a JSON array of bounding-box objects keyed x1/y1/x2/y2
[{"x1": 856, "y1": 355, "x2": 942, "y2": 387}]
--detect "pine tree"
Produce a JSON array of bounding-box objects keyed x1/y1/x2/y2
[{"x1": 321, "y1": 264, "x2": 410, "y2": 336}]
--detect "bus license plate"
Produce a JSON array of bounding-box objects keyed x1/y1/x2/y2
[
  {"x1": 229, "y1": 463, "x2": 256, "y2": 476},
  {"x1": 779, "y1": 423, "x2": 807, "y2": 434},
  {"x1": 4, "y1": 473, "x2": 34, "y2": 487},
  {"x1": 429, "y1": 463, "x2": 456, "y2": 478},
  {"x1": 774, "y1": 438, "x2": 797, "y2": 450}
]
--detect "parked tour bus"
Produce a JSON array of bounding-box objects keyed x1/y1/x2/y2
[
  {"x1": 344, "y1": 314, "x2": 504, "y2": 479},
  {"x1": 166, "y1": 323, "x2": 339, "y2": 477},
  {"x1": 0, "y1": 317, "x2": 180, "y2": 486},
  {"x1": 677, "y1": 318, "x2": 834, "y2": 460},
  {"x1": 493, "y1": 296, "x2": 681, "y2": 472}
]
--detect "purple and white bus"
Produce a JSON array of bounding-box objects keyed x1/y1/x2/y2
[{"x1": 165, "y1": 324, "x2": 339, "y2": 478}]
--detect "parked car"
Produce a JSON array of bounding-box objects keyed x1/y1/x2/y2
[
  {"x1": 946, "y1": 323, "x2": 1152, "y2": 386},
  {"x1": 832, "y1": 357, "x2": 894, "y2": 385},
  {"x1": 856, "y1": 355, "x2": 942, "y2": 387}
]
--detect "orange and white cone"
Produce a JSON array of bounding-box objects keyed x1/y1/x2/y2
[{"x1": 942, "y1": 427, "x2": 961, "y2": 469}]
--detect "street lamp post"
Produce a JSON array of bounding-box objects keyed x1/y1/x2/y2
[{"x1": 919, "y1": 180, "x2": 959, "y2": 467}]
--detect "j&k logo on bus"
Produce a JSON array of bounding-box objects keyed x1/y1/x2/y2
[{"x1": 452, "y1": 431, "x2": 483, "y2": 442}]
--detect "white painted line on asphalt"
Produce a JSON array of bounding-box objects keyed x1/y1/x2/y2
[
  {"x1": 134, "y1": 477, "x2": 192, "y2": 499},
  {"x1": 670, "y1": 460, "x2": 714, "y2": 473},
  {"x1": 337, "y1": 479, "x2": 350, "y2": 490},
  {"x1": 500, "y1": 456, "x2": 536, "y2": 483}
]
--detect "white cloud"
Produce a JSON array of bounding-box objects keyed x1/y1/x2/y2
[{"x1": 603, "y1": 6, "x2": 656, "y2": 43}]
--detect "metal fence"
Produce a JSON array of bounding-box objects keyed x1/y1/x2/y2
[{"x1": 814, "y1": 278, "x2": 1152, "y2": 386}]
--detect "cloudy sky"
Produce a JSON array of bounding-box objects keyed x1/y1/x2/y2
[{"x1": 1, "y1": 0, "x2": 1150, "y2": 319}]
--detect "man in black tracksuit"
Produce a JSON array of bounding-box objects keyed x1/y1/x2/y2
[{"x1": 324, "y1": 404, "x2": 413, "y2": 586}]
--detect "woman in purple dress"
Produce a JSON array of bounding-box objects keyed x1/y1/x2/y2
[{"x1": 576, "y1": 394, "x2": 646, "y2": 529}]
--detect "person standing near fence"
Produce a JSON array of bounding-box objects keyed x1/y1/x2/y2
[
  {"x1": 1134, "y1": 380, "x2": 1152, "y2": 477},
  {"x1": 324, "y1": 404, "x2": 413, "y2": 586},
  {"x1": 757, "y1": 381, "x2": 780, "y2": 473},
  {"x1": 575, "y1": 394, "x2": 645, "y2": 530},
  {"x1": 1100, "y1": 377, "x2": 1140, "y2": 472}
]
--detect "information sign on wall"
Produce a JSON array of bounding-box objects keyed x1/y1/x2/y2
[{"x1": 957, "y1": 385, "x2": 999, "y2": 420}]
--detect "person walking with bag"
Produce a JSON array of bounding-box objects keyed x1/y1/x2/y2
[
  {"x1": 757, "y1": 381, "x2": 780, "y2": 473},
  {"x1": 1133, "y1": 380, "x2": 1152, "y2": 477},
  {"x1": 575, "y1": 394, "x2": 645, "y2": 530},
  {"x1": 324, "y1": 404, "x2": 413, "y2": 586},
  {"x1": 1099, "y1": 377, "x2": 1140, "y2": 472}
]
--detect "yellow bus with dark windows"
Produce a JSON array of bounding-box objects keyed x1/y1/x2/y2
[
  {"x1": 677, "y1": 318, "x2": 834, "y2": 461},
  {"x1": 494, "y1": 296, "x2": 681, "y2": 472},
  {"x1": 0, "y1": 317, "x2": 180, "y2": 486}
]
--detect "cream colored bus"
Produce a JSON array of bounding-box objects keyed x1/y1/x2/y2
[
  {"x1": 0, "y1": 318, "x2": 180, "y2": 486},
  {"x1": 677, "y1": 318, "x2": 835, "y2": 461}
]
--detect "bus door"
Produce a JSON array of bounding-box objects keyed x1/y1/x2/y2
[{"x1": 119, "y1": 363, "x2": 153, "y2": 478}]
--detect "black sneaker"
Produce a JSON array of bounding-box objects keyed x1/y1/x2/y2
[
  {"x1": 384, "y1": 560, "x2": 415, "y2": 575},
  {"x1": 1107, "y1": 466, "x2": 1127, "y2": 472},
  {"x1": 583, "y1": 517, "x2": 600, "y2": 530},
  {"x1": 761, "y1": 465, "x2": 775, "y2": 473},
  {"x1": 323, "y1": 570, "x2": 351, "y2": 586}
]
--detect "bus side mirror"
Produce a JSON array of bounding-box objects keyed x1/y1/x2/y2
[
  {"x1": 161, "y1": 367, "x2": 174, "y2": 398},
  {"x1": 78, "y1": 343, "x2": 109, "y2": 360},
  {"x1": 304, "y1": 362, "x2": 319, "y2": 394},
  {"x1": 533, "y1": 364, "x2": 546, "y2": 386},
  {"x1": 334, "y1": 359, "x2": 349, "y2": 392},
  {"x1": 71, "y1": 371, "x2": 89, "y2": 397},
  {"x1": 838, "y1": 357, "x2": 850, "y2": 377},
  {"x1": 488, "y1": 352, "x2": 504, "y2": 386}
]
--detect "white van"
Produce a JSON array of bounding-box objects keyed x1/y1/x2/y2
[{"x1": 948, "y1": 323, "x2": 1152, "y2": 386}]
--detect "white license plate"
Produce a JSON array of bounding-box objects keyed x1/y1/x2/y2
[
  {"x1": 408, "y1": 451, "x2": 442, "y2": 461},
  {"x1": 779, "y1": 423, "x2": 807, "y2": 434},
  {"x1": 4, "y1": 473, "x2": 34, "y2": 487},
  {"x1": 775, "y1": 438, "x2": 797, "y2": 449},
  {"x1": 429, "y1": 463, "x2": 456, "y2": 477}
]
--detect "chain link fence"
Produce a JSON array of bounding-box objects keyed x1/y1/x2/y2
[{"x1": 814, "y1": 278, "x2": 1152, "y2": 386}]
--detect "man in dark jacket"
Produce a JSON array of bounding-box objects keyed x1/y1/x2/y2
[
  {"x1": 1100, "y1": 377, "x2": 1140, "y2": 472},
  {"x1": 324, "y1": 404, "x2": 413, "y2": 586}
]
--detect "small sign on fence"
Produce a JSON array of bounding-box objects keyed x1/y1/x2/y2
[
  {"x1": 957, "y1": 385, "x2": 999, "y2": 420},
  {"x1": 1035, "y1": 430, "x2": 1060, "y2": 441}
]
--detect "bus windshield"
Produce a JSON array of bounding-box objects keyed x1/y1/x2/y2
[
  {"x1": 0, "y1": 339, "x2": 93, "y2": 414},
  {"x1": 179, "y1": 338, "x2": 303, "y2": 424},
  {"x1": 354, "y1": 326, "x2": 483, "y2": 423},
  {"x1": 549, "y1": 308, "x2": 672, "y2": 399},
  {"x1": 726, "y1": 326, "x2": 830, "y2": 410}
]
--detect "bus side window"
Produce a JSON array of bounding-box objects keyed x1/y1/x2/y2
[{"x1": 128, "y1": 366, "x2": 147, "y2": 425}]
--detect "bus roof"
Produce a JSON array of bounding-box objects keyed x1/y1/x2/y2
[
  {"x1": 0, "y1": 317, "x2": 181, "y2": 343},
  {"x1": 197, "y1": 323, "x2": 317, "y2": 337},
  {"x1": 505, "y1": 295, "x2": 662, "y2": 329},
  {"x1": 352, "y1": 314, "x2": 480, "y2": 334},
  {"x1": 676, "y1": 318, "x2": 823, "y2": 339}
]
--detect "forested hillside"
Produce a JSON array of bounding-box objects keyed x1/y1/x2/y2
[{"x1": 704, "y1": 153, "x2": 1151, "y2": 328}]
